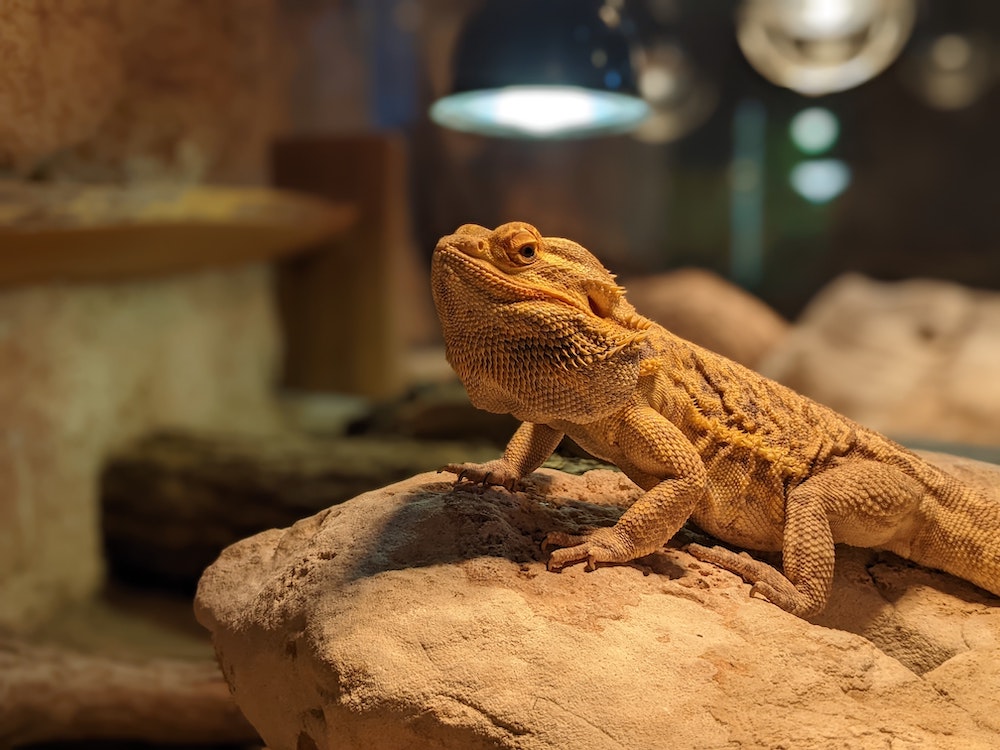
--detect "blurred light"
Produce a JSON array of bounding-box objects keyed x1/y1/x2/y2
[
  {"x1": 737, "y1": 0, "x2": 916, "y2": 95},
  {"x1": 431, "y1": 0, "x2": 649, "y2": 138},
  {"x1": 899, "y1": 32, "x2": 994, "y2": 110},
  {"x1": 796, "y1": 0, "x2": 875, "y2": 38},
  {"x1": 640, "y1": 66, "x2": 678, "y2": 101},
  {"x1": 932, "y1": 34, "x2": 972, "y2": 72},
  {"x1": 430, "y1": 86, "x2": 650, "y2": 139},
  {"x1": 789, "y1": 107, "x2": 840, "y2": 154},
  {"x1": 631, "y1": 42, "x2": 718, "y2": 144},
  {"x1": 790, "y1": 159, "x2": 852, "y2": 204},
  {"x1": 599, "y1": 3, "x2": 622, "y2": 28}
]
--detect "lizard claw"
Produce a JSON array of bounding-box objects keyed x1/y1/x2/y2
[
  {"x1": 542, "y1": 531, "x2": 586, "y2": 554},
  {"x1": 543, "y1": 528, "x2": 626, "y2": 571},
  {"x1": 546, "y1": 542, "x2": 601, "y2": 572},
  {"x1": 749, "y1": 581, "x2": 779, "y2": 604},
  {"x1": 441, "y1": 461, "x2": 521, "y2": 491}
]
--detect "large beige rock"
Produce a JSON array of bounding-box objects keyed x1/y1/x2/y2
[
  {"x1": 0, "y1": 265, "x2": 282, "y2": 629},
  {"x1": 762, "y1": 274, "x2": 1000, "y2": 445},
  {"x1": 196, "y1": 466, "x2": 1000, "y2": 750}
]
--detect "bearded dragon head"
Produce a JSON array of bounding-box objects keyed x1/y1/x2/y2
[{"x1": 431, "y1": 221, "x2": 653, "y2": 424}]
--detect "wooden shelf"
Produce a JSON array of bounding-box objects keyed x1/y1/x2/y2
[{"x1": 0, "y1": 181, "x2": 356, "y2": 285}]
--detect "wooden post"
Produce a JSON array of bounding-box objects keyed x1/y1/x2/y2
[{"x1": 272, "y1": 135, "x2": 409, "y2": 398}]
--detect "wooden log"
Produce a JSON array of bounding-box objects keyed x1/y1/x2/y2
[
  {"x1": 100, "y1": 431, "x2": 500, "y2": 591},
  {"x1": 0, "y1": 638, "x2": 257, "y2": 746}
]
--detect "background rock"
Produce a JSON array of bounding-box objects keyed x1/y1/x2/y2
[
  {"x1": 196, "y1": 466, "x2": 1000, "y2": 750},
  {"x1": 623, "y1": 268, "x2": 790, "y2": 369},
  {"x1": 0, "y1": 0, "x2": 293, "y2": 632},
  {"x1": 761, "y1": 274, "x2": 1000, "y2": 446},
  {"x1": 0, "y1": 637, "x2": 256, "y2": 747}
]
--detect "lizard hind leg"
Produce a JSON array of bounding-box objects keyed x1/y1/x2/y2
[
  {"x1": 690, "y1": 461, "x2": 925, "y2": 618},
  {"x1": 685, "y1": 543, "x2": 824, "y2": 617}
]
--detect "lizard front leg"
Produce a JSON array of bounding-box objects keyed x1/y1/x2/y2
[
  {"x1": 442, "y1": 421, "x2": 563, "y2": 491},
  {"x1": 545, "y1": 406, "x2": 707, "y2": 570}
]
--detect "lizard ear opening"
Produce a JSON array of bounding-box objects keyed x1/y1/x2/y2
[
  {"x1": 586, "y1": 286, "x2": 616, "y2": 319},
  {"x1": 587, "y1": 293, "x2": 610, "y2": 318}
]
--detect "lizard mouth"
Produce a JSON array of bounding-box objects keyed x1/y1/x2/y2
[{"x1": 434, "y1": 242, "x2": 607, "y2": 319}]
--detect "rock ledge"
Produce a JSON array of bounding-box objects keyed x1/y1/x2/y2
[{"x1": 195, "y1": 469, "x2": 1000, "y2": 750}]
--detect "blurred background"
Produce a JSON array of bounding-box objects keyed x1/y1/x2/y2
[{"x1": 352, "y1": 0, "x2": 1000, "y2": 314}]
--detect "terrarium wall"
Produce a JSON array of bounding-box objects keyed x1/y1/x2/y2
[{"x1": 0, "y1": 0, "x2": 285, "y2": 183}]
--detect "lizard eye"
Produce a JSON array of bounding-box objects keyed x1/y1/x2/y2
[
  {"x1": 507, "y1": 229, "x2": 541, "y2": 265},
  {"x1": 511, "y1": 241, "x2": 539, "y2": 265}
]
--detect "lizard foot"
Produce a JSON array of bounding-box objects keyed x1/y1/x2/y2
[
  {"x1": 685, "y1": 543, "x2": 823, "y2": 617},
  {"x1": 685, "y1": 543, "x2": 768, "y2": 581},
  {"x1": 440, "y1": 460, "x2": 520, "y2": 491},
  {"x1": 543, "y1": 527, "x2": 630, "y2": 572}
]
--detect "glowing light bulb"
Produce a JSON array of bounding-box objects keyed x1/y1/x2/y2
[
  {"x1": 492, "y1": 88, "x2": 595, "y2": 134},
  {"x1": 430, "y1": 85, "x2": 649, "y2": 139},
  {"x1": 797, "y1": 0, "x2": 875, "y2": 38},
  {"x1": 737, "y1": 0, "x2": 916, "y2": 95}
]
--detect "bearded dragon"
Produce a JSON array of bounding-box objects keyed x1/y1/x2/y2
[{"x1": 431, "y1": 221, "x2": 1000, "y2": 617}]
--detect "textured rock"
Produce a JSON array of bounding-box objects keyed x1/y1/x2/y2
[
  {"x1": 196, "y1": 466, "x2": 1000, "y2": 750},
  {"x1": 624, "y1": 268, "x2": 789, "y2": 369},
  {"x1": 0, "y1": 265, "x2": 282, "y2": 629},
  {"x1": 762, "y1": 274, "x2": 1000, "y2": 445}
]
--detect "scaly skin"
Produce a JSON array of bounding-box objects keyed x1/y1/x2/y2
[{"x1": 431, "y1": 221, "x2": 1000, "y2": 617}]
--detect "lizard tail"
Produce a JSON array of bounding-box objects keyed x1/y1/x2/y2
[{"x1": 904, "y1": 475, "x2": 1000, "y2": 599}]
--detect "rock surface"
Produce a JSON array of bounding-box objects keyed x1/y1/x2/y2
[
  {"x1": 762, "y1": 274, "x2": 1000, "y2": 446},
  {"x1": 196, "y1": 463, "x2": 1000, "y2": 750}
]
